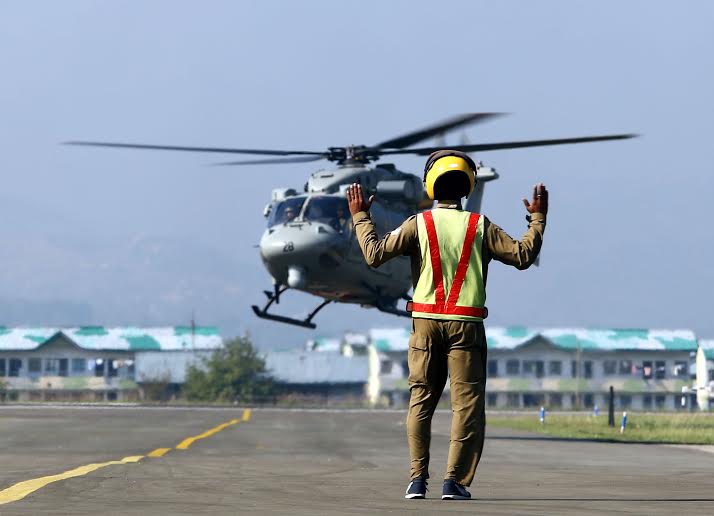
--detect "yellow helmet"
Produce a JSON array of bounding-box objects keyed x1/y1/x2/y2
[{"x1": 423, "y1": 150, "x2": 477, "y2": 200}]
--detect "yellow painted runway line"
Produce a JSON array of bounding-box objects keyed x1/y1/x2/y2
[
  {"x1": 0, "y1": 455, "x2": 143, "y2": 506},
  {"x1": 0, "y1": 409, "x2": 252, "y2": 506},
  {"x1": 147, "y1": 447, "x2": 171, "y2": 458},
  {"x1": 176, "y1": 418, "x2": 240, "y2": 450}
]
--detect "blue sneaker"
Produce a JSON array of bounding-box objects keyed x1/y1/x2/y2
[
  {"x1": 404, "y1": 478, "x2": 428, "y2": 499},
  {"x1": 442, "y1": 479, "x2": 471, "y2": 500}
]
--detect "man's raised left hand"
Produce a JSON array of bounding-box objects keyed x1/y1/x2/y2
[{"x1": 347, "y1": 184, "x2": 375, "y2": 215}]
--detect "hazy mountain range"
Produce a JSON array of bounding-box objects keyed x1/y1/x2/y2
[{"x1": 0, "y1": 194, "x2": 248, "y2": 337}]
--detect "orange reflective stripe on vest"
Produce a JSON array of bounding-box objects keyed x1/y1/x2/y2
[
  {"x1": 411, "y1": 210, "x2": 487, "y2": 319},
  {"x1": 421, "y1": 210, "x2": 446, "y2": 306},
  {"x1": 447, "y1": 211, "x2": 480, "y2": 307}
]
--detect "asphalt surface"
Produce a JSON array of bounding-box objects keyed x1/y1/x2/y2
[{"x1": 0, "y1": 406, "x2": 712, "y2": 515}]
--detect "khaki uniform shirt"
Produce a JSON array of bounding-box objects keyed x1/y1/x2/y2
[{"x1": 352, "y1": 202, "x2": 546, "y2": 290}]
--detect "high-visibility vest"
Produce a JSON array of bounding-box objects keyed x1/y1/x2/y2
[{"x1": 411, "y1": 208, "x2": 487, "y2": 322}]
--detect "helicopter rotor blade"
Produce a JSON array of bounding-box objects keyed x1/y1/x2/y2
[
  {"x1": 210, "y1": 155, "x2": 327, "y2": 166},
  {"x1": 378, "y1": 133, "x2": 638, "y2": 156},
  {"x1": 374, "y1": 113, "x2": 506, "y2": 150},
  {"x1": 64, "y1": 141, "x2": 326, "y2": 156}
]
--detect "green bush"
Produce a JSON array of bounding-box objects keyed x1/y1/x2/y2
[{"x1": 184, "y1": 335, "x2": 274, "y2": 403}]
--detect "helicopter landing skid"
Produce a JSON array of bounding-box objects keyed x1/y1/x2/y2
[
  {"x1": 376, "y1": 301, "x2": 410, "y2": 318},
  {"x1": 361, "y1": 282, "x2": 411, "y2": 318},
  {"x1": 251, "y1": 287, "x2": 332, "y2": 329}
]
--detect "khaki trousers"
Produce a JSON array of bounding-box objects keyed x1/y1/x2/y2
[{"x1": 406, "y1": 317, "x2": 487, "y2": 486}]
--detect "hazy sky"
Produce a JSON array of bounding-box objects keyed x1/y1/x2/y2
[{"x1": 0, "y1": 1, "x2": 712, "y2": 346}]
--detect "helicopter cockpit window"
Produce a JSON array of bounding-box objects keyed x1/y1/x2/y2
[
  {"x1": 303, "y1": 196, "x2": 350, "y2": 232},
  {"x1": 269, "y1": 197, "x2": 306, "y2": 226}
]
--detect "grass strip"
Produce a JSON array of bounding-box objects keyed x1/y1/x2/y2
[{"x1": 487, "y1": 413, "x2": 714, "y2": 444}]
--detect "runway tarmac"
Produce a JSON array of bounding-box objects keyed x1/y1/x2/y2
[{"x1": 0, "y1": 406, "x2": 711, "y2": 515}]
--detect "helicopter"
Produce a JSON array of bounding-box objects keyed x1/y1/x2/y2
[{"x1": 67, "y1": 114, "x2": 635, "y2": 329}]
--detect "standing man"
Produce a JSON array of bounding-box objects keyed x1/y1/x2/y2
[{"x1": 346, "y1": 150, "x2": 547, "y2": 500}]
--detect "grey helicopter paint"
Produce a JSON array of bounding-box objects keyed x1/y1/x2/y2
[
  {"x1": 260, "y1": 163, "x2": 426, "y2": 322},
  {"x1": 66, "y1": 114, "x2": 636, "y2": 328}
]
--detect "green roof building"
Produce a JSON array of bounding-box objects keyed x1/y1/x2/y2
[
  {"x1": 0, "y1": 327, "x2": 222, "y2": 402},
  {"x1": 366, "y1": 327, "x2": 699, "y2": 411}
]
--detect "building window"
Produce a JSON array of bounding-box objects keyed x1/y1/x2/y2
[
  {"x1": 642, "y1": 361, "x2": 653, "y2": 380},
  {"x1": 107, "y1": 360, "x2": 119, "y2": 378},
  {"x1": 506, "y1": 359, "x2": 520, "y2": 375},
  {"x1": 487, "y1": 360, "x2": 499, "y2": 377},
  {"x1": 523, "y1": 393, "x2": 544, "y2": 407},
  {"x1": 29, "y1": 358, "x2": 42, "y2": 374},
  {"x1": 548, "y1": 393, "x2": 563, "y2": 408},
  {"x1": 72, "y1": 358, "x2": 87, "y2": 374},
  {"x1": 583, "y1": 361, "x2": 593, "y2": 379},
  {"x1": 39, "y1": 358, "x2": 69, "y2": 376},
  {"x1": 487, "y1": 393, "x2": 498, "y2": 407},
  {"x1": 675, "y1": 393, "x2": 686, "y2": 410},
  {"x1": 672, "y1": 361, "x2": 687, "y2": 377},
  {"x1": 506, "y1": 393, "x2": 520, "y2": 407},
  {"x1": 603, "y1": 360, "x2": 617, "y2": 375},
  {"x1": 619, "y1": 394, "x2": 632, "y2": 408},
  {"x1": 619, "y1": 360, "x2": 633, "y2": 375},
  {"x1": 523, "y1": 360, "x2": 544, "y2": 378},
  {"x1": 655, "y1": 361, "x2": 666, "y2": 380},
  {"x1": 380, "y1": 360, "x2": 392, "y2": 375},
  {"x1": 94, "y1": 359, "x2": 105, "y2": 377},
  {"x1": 654, "y1": 394, "x2": 666, "y2": 409},
  {"x1": 8, "y1": 358, "x2": 22, "y2": 377},
  {"x1": 536, "y1": 361, "x2": 545, "y2": 378},
  {"x1": 583, "y1": 393, "x2": 594, "y2": 408},
  {"x1": 401, "y1": 360, "x2": 409, "y2": 378},
  {"x1": 45, "y1": 359, "x2": 60, "y2": 375},
  {"x1": 571, "y1": 360, "x2": 578, "y2": 378},
  {"x1": 548, "y1": 361, "x2": 562, "y2": 376},
  {"x1": 125, "y1": 359, "x2": 135, "y2": 378},
  {"x1": 643, "y1": 394, "x2": 652, "y2": 410}
]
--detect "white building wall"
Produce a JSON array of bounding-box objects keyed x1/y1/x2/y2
[{"x1": 134, "y1": 350, "x2": 214, "y2": 384}]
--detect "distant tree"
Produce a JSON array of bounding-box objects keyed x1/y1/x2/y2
[{"x1": 184, "y1": 335, "x2": 274, "y2": 403}]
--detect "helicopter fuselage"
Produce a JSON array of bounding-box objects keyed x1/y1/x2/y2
[{"x1": 259, "y1": 164, "x2": 421, "y2": 309}]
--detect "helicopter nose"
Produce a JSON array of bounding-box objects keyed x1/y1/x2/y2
[
  {"x1": 259, "y1": 229, "x2": 294, "y2": 261},
  {"x1": 259, "y1": 223, "x2": 345, "y2": 274}
]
